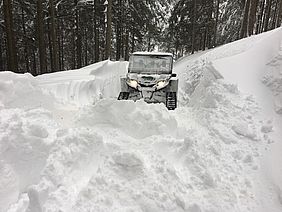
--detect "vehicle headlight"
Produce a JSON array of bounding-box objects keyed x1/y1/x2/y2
[
  {"x1": 127, "y1": 79, "x2": 138, "y2": 89},
  {"x1": 156, "y1": 80, "x2": 168, "y2": 90}
]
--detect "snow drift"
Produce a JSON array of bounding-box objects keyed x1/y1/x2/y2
[
  {"x1": 36, "y1": 60, "x2": 128, "y2": 105},
  {"x1": 1, "y1": 27, "x2": 282, "y2": 212}
]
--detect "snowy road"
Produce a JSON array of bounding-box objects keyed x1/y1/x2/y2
[{"x1": 1, "y1": 28, "x2": 282, "y2": 212}]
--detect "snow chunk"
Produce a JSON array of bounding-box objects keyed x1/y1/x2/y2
[
  {"x1": 76, "y1": 99, "x2": 178, "y2": 138},
  {"x1": 113, "y1": 152, "x2": 143, "y2": 168},
  {"x1": 112, "y1": 152, "x2": 144, "y2": 179},
  {"x1": 232, "y1": 122, "x2": 256, "y2": 139},
  {"x1": 27, "y1": 124, "x2": 49, "y2": 138}
]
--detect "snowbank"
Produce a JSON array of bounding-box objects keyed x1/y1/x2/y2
[
  {"x1": 174, "y1": 27, "x2": 282, "y2": 212},
  {"x1": 7, "y1": 93, "x2": 269, "y2": 212},
  {"x1": 1, "y1": 28, "x2": 282, "y2": 212},
  {"x1": 36, "y1": 60, "x2": 128, "y2": 105},
  {"x1": 0, "y1": 72, "x2": 55, "y2": 109}
]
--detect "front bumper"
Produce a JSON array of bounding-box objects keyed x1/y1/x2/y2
[{"x1": 128, "y1": 87, "x2": 166, "y2": 104}]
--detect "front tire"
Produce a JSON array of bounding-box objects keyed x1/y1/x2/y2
[
  {"x1": 166, "y1": 92, "x2": 177, "y2": 110},
  {"x1": 118, "y1": 92, "x2": 129, "y2": 100}
]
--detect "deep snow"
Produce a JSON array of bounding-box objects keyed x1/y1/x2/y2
[{"x1": 0, "y1": 28, "x2": 282, "y2": 212}]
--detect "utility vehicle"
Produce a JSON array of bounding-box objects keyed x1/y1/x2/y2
[{"x1": 118, "y1": 52, "x2": 178, "y2": 110}]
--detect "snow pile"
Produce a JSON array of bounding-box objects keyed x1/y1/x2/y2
[
  {"x1": 0, "y1": 72, "x2": 55, "y2": 109},
  {"x1": 76, "y1": 99, "x2": 178, "y2": 139},
  {"x1": 1, "y1": 27, "x2": 282, "y2": 212},
  {"x1": 175, "y1": 27, "x2": 282, "y2": 211},
  {"x1": 8, "y1": 95, "x2": 268, "y2": 212},
  {"x1": 0, "y1": 108, "x2": 59, "y2": 212},
  {"x1": 36, "y1": 60, "x2": 128, "y2": 105},
  {"x1": 262, "y1": 45, "x2": 282, "y2": 114}
]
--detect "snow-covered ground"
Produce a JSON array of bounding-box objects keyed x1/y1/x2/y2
[{"x1": 1, "y1": 27, "x2": 282, "y2": 212}]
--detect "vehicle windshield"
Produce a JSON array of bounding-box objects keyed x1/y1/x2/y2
[{"x1": 128, "y1": 55, "x2": 172, "y2": 74}]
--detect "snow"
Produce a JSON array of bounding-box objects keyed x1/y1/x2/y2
[{"x1": 1, "y1": 27, "x2": 282, "y2": 212}]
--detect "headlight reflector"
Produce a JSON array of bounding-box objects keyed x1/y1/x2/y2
[
  {"x1": 127, "y1": 79, "x2": 138, "y2": 89},
  {"x1": 156, "y1": 80, "x2": 168, "y2": 90}
]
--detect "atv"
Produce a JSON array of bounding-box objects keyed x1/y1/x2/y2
[{"x1": 118, "y1": 52, "x2": 178, "y2": 110}]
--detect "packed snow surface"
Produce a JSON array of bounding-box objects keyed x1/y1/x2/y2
[{"x1": 1, "y1": 27, "x2": 282, "y2": 212}]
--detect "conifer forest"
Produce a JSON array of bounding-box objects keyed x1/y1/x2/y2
[{"x1": 1, "y1": 0, "x2": 282, "y2": 75}]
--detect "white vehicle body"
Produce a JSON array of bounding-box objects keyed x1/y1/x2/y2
[{"x1": 118, "y1": 52, "x2": 178, "y2": 109}]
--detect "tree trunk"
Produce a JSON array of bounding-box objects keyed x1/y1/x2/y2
[
  {"x1": 202, "y1": 29, "x2": 207, "y2": 51},
  {"x1": 60, "y1": 26, "x2": 65, "y2": 70},
  {"x1": 277, "y1": 0, "x2": 282, "y2": 27},
  {"x1": 116, "y1": 0, "x2": 122, "y2": 60},
  {"x1": 58, "y1": 19, "x2": 64, "y2": 70},
  {"x1": 71, "y1": 19, "x2": 76, "y2": 69},
  {"x1": 3, "y1": 0, "x2": 18, "y2": 72},
  {"x1": 116, "y1": 23, "x2": 121, "y2": 60},
  {"x1": 131, "y1": 32, "x2": 135, "y2": 53},
  {"x1": 271, "y1": 0, "x2": 279, "y2": 29},
  {"x1": 240, "y1": 0, "x2": 251, "y2": 38},
  {"x1": 147, "y1": 37, "x2": 151, "y2": 52},
  {"x1": 49, "y1": 0, "x2": 59, "y2": 71},
  {"x1": 47, "y1": 20, "x2": 53, "y2": 72},
  {"x1": 0, "y1": 36, "x2": 3, "y2": 71},
  {"x1": 124, "y1": 29, "x2": 129, "y2": 61},
  {"x1": 248, "y1": 0, "x2": 259, "y2": 35},
  {"x1": 84, "y1": 27, "x2": 88, "y2": 66},
  {"x1": 207, "y1": 1, "x2": 213, "y2": 48},
  {"x1": 191, "y1": 0, "x2": 196, "y2": 54},
  {"x1": 256, "y1": 0, "x2": 265, "y2": 34},
  {"x1": 120, "y1": 29, "x2": 125, "y2": 59},
  {"x1": 94, "y1": 0, "x2": 100, "y2": 62},
  {"x1": 21, "y1": 6, "x2": 30, "y2": 74},
  {"x1": 105, "y1": 0, "x2": 112, "y2": 59},
  {"x1": 263, "y1": 0, "x2": 272, "y2": 32},
  {"x1": 32, "y1": 48, "x2": 37, "y2": 75},
  {"x1": 213, "y1": 0, "x2": 220, "y2": 47},
  {"x1": 76, "y1": 8, "x2": 82, "y2": 68},
  {"x1": 37, "y1": 0, "x2": 47, "y2": 74}
]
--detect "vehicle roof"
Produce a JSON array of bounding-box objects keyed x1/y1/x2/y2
[{"x1": 132, "y1": 52, "x2": 173, "y2": 57}]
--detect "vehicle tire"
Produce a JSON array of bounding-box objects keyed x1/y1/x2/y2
[
  {"x1": 166, "y1": 92, "x2": 177, "y2": 110},
  {"x1": 118, "y1": 92, "x2": 129, "y2": 100}
]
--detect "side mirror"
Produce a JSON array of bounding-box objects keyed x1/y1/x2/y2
[{"x1": 171, "y1": 73, "x2": 177, "y2": 77}]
